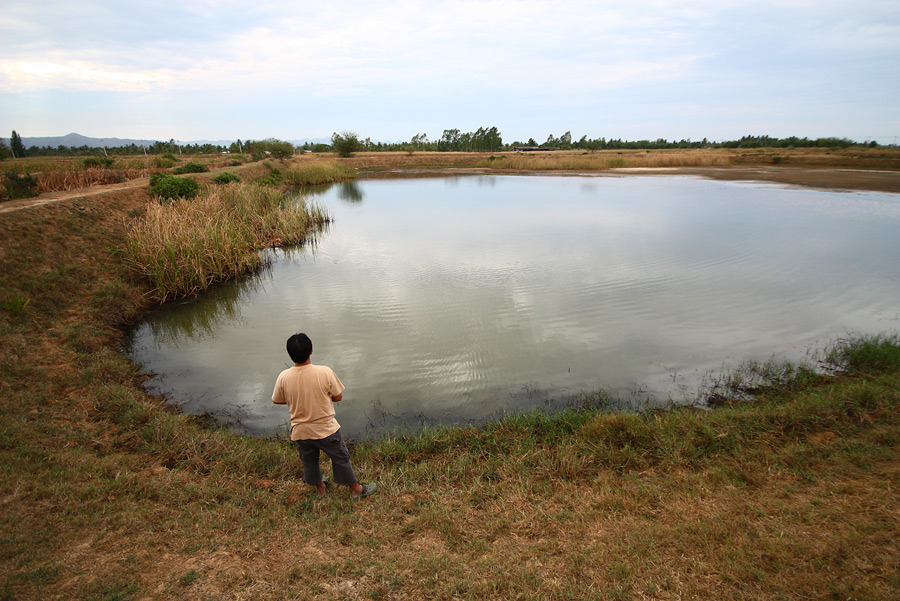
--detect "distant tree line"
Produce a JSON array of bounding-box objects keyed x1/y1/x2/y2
[{"x1": 1, "y1": 129, "x2": 890, "y2": 160}]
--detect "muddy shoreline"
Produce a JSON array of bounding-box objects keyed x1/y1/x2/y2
[{"x1": 627, "y1": 165, "x2": 900, "y2": 193}]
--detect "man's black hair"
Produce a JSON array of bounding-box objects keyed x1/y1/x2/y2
[{"x1": 286, "y1": 333, "x2": 313, "y2": 364}]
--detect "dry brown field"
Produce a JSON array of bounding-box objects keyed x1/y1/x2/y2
[{"x1": 0, "y1": 149, "x2": 898, "y2": 600}]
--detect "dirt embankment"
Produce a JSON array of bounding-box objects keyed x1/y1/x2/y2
[{"x1": 3, "y1": 160, "x2": 899, "y2": 216}]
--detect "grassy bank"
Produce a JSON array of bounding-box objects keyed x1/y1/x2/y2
[
  {"x1": 1, "y1": 161, "x2": 898, "y2": 600},
  {"x1": 122, "y1": 182, "x2": 328, "y2": 301}
]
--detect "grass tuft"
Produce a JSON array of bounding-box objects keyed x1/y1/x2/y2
[
  {"x1": 121, "y1": 182, "x2": 328, "y2": 301},
  {"x1": 1, "y1": 293, "x2": 30, "y2": 313},
  {"x1": 825, "y1": 332, "x2": 900, "y2": 374},
  {"x1": 281, "y1": 162, "x2": 356, "y2": 186}
]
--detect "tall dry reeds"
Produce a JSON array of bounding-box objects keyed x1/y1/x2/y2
[
  {"x1": 122, "y1": 182, "x2": 328, "y2": 301},
  {"x1": 281, "y1": 162, "x2": 356, "y2": 186},
  {"x1": 37, "y1": 168, "x2": 162, "y2": 193}
]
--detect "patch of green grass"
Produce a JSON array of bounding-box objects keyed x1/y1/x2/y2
[
  {"x1": 83, "y1": 157, "x2": 115, "y2": 169},
  {"x1": 172, "y1": 161, "x2": 209, "y2": 175},
  {"x1": 178, "y1": 570, "x2": 199, "y2": 586},
  {"x1": 1, "y1": 293, "x2": 29, "y2": 313},
  {"x1": 152, "y1": 156, "x2": 176, "y2": 169},
  {"x1": 2, "y1": 171, "x2": 39, "y2": 200},
  {"x1": 211, "y1": 171, "x2": 240, "y2": 184},
  {"x1": 84, "y1": 580, "x2": 138, "y2": 601},
  {"x1": 825, "y1": 332, "x2": 900, "y2": 374}
]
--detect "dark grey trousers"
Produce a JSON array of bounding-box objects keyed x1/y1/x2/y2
[{"x1": 293, "y1": 428, "x2": 359, "y2": 486}]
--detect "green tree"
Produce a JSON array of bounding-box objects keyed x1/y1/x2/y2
[
  {"x1": 440, "y1": 129, "x2": 461, "y2": 151},
  {"x1": 265, "y1": 138, "x2": 295, "y2": 159},
  {"x1": 332, "y1": 131, "x2": 361, "y2": 157},
  {"x1": 409, "y1": 133, "x2": 429, "y2": 153},
  {"x1": 10, "y1": 131, "x2": 26, "y2": 158}
]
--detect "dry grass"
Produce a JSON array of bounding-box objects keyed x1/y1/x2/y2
[
  {"x1": 326, "y1": 147, "x2": 900, "y2": 174},
  {"x1": 475, "y1": 149, "x2": 733, "y2": 171},
  {"x1": 2, "y1": 154, "x2": 251, "y2": 196},
  {"x1": 5, "y1": 147, "x2": 900, "y2": 199},
  {"x1": 282, "y1": 162, "x2": 356, "y2": 186},
  {"x1": 122, "y1": 182, "x2": 328, "y2": 301},
  {"x1": 36, "y1": 167, "x2": 161, "y2": 193},
  {"x1": 1, "y1": 158, "x2": 898, "y2": 600}
]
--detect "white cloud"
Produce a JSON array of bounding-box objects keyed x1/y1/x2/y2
[
  {"x1": 0, "y1": 60, "x2": 162, "y2": 91},
  {"x1": 1, "y1": 0, "x2": 897, "y2": 140}
]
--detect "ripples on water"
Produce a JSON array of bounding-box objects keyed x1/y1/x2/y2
[{"x1": 130, "y1": 174, "x2": 900, "y2": 439}]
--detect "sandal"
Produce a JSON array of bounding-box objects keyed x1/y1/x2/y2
[{"x1": 352, "y1": 482, "x2": 378, "y2": 501}]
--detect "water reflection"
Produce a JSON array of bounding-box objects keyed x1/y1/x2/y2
[
  {"x1": 141, "y1": 266, "x2": 266, "y2": 345},
  {"x1": 337, "y1": 181, "x2": 364, "y2": 203},
  {"x1": 130, "y1": 174, "x2": 900, "y2": 440}
]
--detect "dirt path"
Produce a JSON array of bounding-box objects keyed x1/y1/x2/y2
[
  {"x1": 0, "y1": 162, "x2": 267, "y2": 215},
  {"x1": 3, "y1": 164, "x2": 899, "y2": 215},
  {"x1": 0, "y1": 177, "x2": 151, "y2": 214}
]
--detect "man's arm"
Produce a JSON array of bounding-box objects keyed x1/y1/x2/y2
[
  {"x1": 272, "y1": 379, "x2": 286, "y2": 404},
  {"x1": 332, "y1": 393, "x2": 343, "y2": 402}
]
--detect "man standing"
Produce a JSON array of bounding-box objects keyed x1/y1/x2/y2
[{"x1": 272, "y1": 333, "x2": 377, "y2": 500}]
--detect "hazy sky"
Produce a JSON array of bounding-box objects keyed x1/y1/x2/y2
[{"x1": 2, "y1": 0, "x2": 898, "y2": 144}]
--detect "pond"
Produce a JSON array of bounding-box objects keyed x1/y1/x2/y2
[{"x1": 129, "y1": 174, "x2": 900, "y2": 439}]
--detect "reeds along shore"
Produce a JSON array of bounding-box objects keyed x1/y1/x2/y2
[
  {"x1": 281, "y1": 162, "x2": 356, "y2": 186},
  {"x1": 122, "y1": 182, "x2": 329, "y2": 301}
]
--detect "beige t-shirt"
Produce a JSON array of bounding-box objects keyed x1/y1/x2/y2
[{"x1": 272, "y1": 364, "x2": 345, "y2": 441}]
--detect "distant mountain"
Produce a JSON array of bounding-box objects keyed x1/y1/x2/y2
[{"x1": 22, "y1": 133, "x2": 160, "y2": 149}]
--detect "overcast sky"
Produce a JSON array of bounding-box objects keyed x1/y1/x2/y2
[{"x1": 1, "y1": 0, "x2": 898, "y2": 144}]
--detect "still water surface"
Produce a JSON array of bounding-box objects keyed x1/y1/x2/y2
[{"x1": 130, "y1": 174, "x2": 900, "y2": 439}]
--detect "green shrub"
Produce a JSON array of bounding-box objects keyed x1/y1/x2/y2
[
  {"x1": 83, "y1": 156, "x2": 115, "y2": 169},
  {"x1": 826, "y1": 333, "x2": 900, "y2": 374},
  {"x1": 2, "y1": 171, "x2": 39, "y2": 200},
  {"x1": 256, "y1": 163, "x2": 283, "y2": 185},
  {"x1": 161, "y1": 152, "x2": 178, "y2": 161},
  {"x1": 149, "y1": 173, "x2": 200, "y2": 200},
  {"x1": 153, "y1": 156, "x2": 176, "y2": 169},
  {"x1": 229, "y1": 160, "x2": 243, "y2": 166},
  {"x1": 1, "y1": 293, "x2": 30, "y2": 313},
  {"x1": 332, "y1": 131, "x2": 361, "y2": 157},
  {"x1": 172, "y1": 161, "x2": 209, "y2": 175},
  {"x1": 246, "y1": 139, "x2": 294, "y2": 160},
  {"x1": 212, "y1": 171, "x2": 241, "y2": 185}
]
